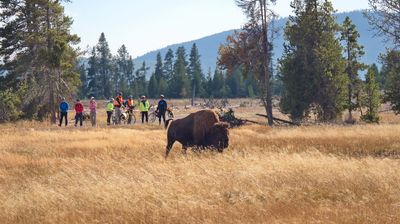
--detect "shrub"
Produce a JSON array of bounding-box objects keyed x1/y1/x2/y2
[{"x1": 0, "y1": 90, "x2": 21, "y2": 122}]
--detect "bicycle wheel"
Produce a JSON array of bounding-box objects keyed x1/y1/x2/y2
[
  {"x1": 127, "y1": 113, "x2": 136, "y2": 125},
  {"x1": 149, "y1": 112, "x2": 157, "y2": 123},
  {"x1": 168, "y1": 111, "x2": 174, "y2": 119},
  {"x1": 120, "y1": 113, "x2": 127, "y2": 124}
]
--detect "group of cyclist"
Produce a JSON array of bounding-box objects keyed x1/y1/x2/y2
[{"x1": 59, "y1": 93, "x2": 168, "y2": 127}]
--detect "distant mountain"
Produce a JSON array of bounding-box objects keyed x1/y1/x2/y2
[{"x1": 134, "y1": 11, "x2": 392, "y2": 78}]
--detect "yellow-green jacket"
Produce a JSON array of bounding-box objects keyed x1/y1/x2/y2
[
  {"x1": 106, "y1": 102, "x2": 114, "y2": 112},
  {"x1": 138, "y1": 100, "x2": 150, "y2": 112}
]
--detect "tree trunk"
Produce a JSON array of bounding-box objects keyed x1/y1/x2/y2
[
  {"x1": 348, "y1": 84, "x2": 353, "y2": 121},
  {"x1": 47, "y1": 4, "x2": 57, "y2": 124},
  {"x1": 260, "y1": 0, "x2": 274, "y2": 126},
  {"x1": 191, "y1": 84, "x2": 196, "y2": 106},
  {"x1": 347, "y1": 33, "x2": 353, "y2": 122}
]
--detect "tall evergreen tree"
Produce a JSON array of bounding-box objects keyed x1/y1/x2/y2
[
  {"x1": 86, "y1": 47, "x2": 100, "y2": 97},
  {"x1": 96, "y1": 32, "x2": 113, "y2": 98},
  {"x1": 151, "y1": 52, "x2": 164, "y2": 96},
  {"x1": 361, "y1": 65, "x2": 381, "y2": 123},
  {"x1": 163, "y1": 48, "x2": 174, "y2": 81},
  {"x1": 78, "y1": 64, "x2": 88, "y2": 98},
  {"x1": 133, "y1": 61, "x2": 149, "y2": 97},
  {"x1": 204, "y1": 68, "x2": 214, "y2": 98},
  {"x1": 115, "y1": 45, "x2": 134, "y2": 95},
  {"x1": 280, "y1": 0, "x2": 347, "y2": 122},
  {"x1": 372, "y1": 63, "x2": 386, "y2": 90},
  {"x1": 0, "y1": 0, "x2": 80, "y2": 122},
  {"x1": 188, "y1": 43, "x2": 205, "y2": 102},
  {"x1": 154, "y1": 52, "x2": 164, "y2": 82},
  {"x1": 340, "y1": 16, "x2": 366, "y2": 122},
  {"x1": 382, "y1": 50, "x2": 400, "y2": 114},
  {"x1": 210, "y1": 69, "x2": 231, "y2": 98},
  {"x1": 169, "y1": 47, "x2": 190, "y2": 98},
  {"x1": 148, "y1": 73, "x2": 158, "y2": 98}
]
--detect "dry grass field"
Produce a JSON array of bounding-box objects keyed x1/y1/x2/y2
[{"x1": 0, "y1": 99, "x2": 399, "y2": 223}]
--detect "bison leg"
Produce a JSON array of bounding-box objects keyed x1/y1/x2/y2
[
  {"x1": 165, "y1": 140, "x2": 175, "y2": 158},
  {"x1": 182, "y1": 145, "x2": 189, "y2": 154}
]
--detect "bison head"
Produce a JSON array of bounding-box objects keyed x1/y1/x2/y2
[{"x1": 208, "y1": 122, "x2": 230, "y2": 151}]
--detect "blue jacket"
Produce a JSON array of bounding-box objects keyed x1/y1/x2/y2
[
  {"x1": 59, "y1": 101, "x2": 69, "y2": 113},
  {"x1": 158, "y1": 99, "x2": 167, "y2": 112}
]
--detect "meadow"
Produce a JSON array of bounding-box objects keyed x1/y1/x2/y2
[{"x1": 0, "y1": 99, "x2": 399, "y2": 223}]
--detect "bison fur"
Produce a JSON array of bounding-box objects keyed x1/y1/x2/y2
[{"x1": 165, "y1": 110, "x2": 229, "y2": 158}]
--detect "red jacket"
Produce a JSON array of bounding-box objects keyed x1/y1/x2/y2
[{"x1": 75, "y1": 102, "x2": 84, "y2": 114}]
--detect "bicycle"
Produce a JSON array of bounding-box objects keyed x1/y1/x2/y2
[
  {"x1": 112, "y1": 107, "x2": 136, "y2": 125},
  {"x1": 149, "y1": 107, "x2": 174, "y2": 123}
]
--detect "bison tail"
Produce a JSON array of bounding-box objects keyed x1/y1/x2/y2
[{"x1": 165, "y1": 119, "x2": 173, "y2": 129}]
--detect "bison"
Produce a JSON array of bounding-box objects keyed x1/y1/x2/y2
[{"x1": 165, "y1": 110, "x2": 229, "y2": 158}]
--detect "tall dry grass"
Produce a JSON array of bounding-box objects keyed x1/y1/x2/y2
[{"x1": 0, "y1": 116, "x2": 400, "y2": 223}]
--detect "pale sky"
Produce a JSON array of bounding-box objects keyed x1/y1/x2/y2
[{"x1": 63, "y1": 0, "x2": 369, "y2": 57}]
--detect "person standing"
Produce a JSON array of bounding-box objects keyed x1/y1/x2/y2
[
  {"x1": 157, "y1": 94, "x2": 168, "y2": 126},
  {"x1": 126, "y1": 96, "x2": 135, "y2": 124},
  {"x1": 74, "y1": 99, "x2": 84, "y2": 127},
  {"x1": 139, "y1": 95, "x2": 150, "y2": 124},
  {"x1": 114, "y1": 92, "x2": 123, "y2": 124},
  {"x1": 89, "y1": 97, "x2": 97, "y2": 127},
  {"x1": 106, "y1": 98, "x2": 114, "y2": 125},
  {"x1": 59, "y1": 98, "x2": 69, "y2": 127}
]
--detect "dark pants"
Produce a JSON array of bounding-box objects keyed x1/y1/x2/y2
[
  {"x1": 59, "y1": 112, "x2": 68, "y2": 126},
  {"x1": 141, "y1": 112, "x2": 148, "y2": 123},
  {"x1": 107, "y1": 111, "x2": 113, "y2": 125},
  {"x1": 158, "y1": 110, "x2": 166, "y2": 125},
  {"x1": 127, "y1": 109, "x2": 134, "y2": 124},
  {"x1": 75, "y1": 113, "x2": 83, "y2": 126}
]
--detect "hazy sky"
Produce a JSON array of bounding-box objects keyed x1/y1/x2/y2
[{"x1": 63, "y1": 0, "x2": 370, "y2": 57}]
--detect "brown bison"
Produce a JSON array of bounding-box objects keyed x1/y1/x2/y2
[{"x1": 165, "y1": 110, "x2": 229, "y2": 158}]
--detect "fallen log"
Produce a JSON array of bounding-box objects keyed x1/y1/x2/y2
[
  {"x1": 242, "y1": 119, "x2": 263, "y2": 125},
  {"x1": 256, "y1": 114, "x2": 300, "y2": 126}
]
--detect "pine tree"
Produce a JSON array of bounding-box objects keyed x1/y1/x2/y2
[
  {"x1": 382, "y1": 50, "x2": 400, "y2": 114},
  {"x1": 188, "y1": 43, "x2": 205, "y2": 102},
  {"x1": 116, "y1": 45, "x2": 134, "y2": 95},
  {"x1": 133, "y1": 61, "x2": 149, "y2": 97},
  {"x1": 340, "y1": 16, "x2": 366, "y2": 123},
  {"x1": 370, "y1": 64, "x2": 384, "y2": 89},
  {"x1": 78, "y1": 64, "x2": 88, "y2": 98},
  {"x1": 158, "y1": 78, "x2": 168, "y2": 96},
  {"x1": 87, "y1": 47, "x2": 100, "y2": 97},
  {"x1": 96, "y1": 33, "x2": 113, "y2": 98},
  {"x1": 148, "y1": 73, "x2": 158, "y2": 98},
  {"x1": 361, "y1": 66, "x2": 381, "y2": 123},
  {"x1": 154, "y1": 52, "x2": 164, "y2": 82},
  {"x1": 212, "y1": 69, "x2": 225, "y2": 98},
  {"x1": 0, "y1": 0, "x2": 80, "y2": 122},
  {"x1": 280, "y1": 0, "x2": 347, "y2": 122},
  {"x1": 204, "y1": 68, "x2": 213, "y2": 98},
  {"x1": 169, "y1": 46, "x2": 190, "y2": 98},
  {"x1": 152, "y1": 52, "x2": 164, "y2": 97},
  {"x1": 163, "y1": 48, "x2": 174, "y2": 81}
]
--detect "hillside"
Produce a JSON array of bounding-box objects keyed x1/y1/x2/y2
[{"x1": 134, "y1": 11, "x2": 392, "y2": 76}]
